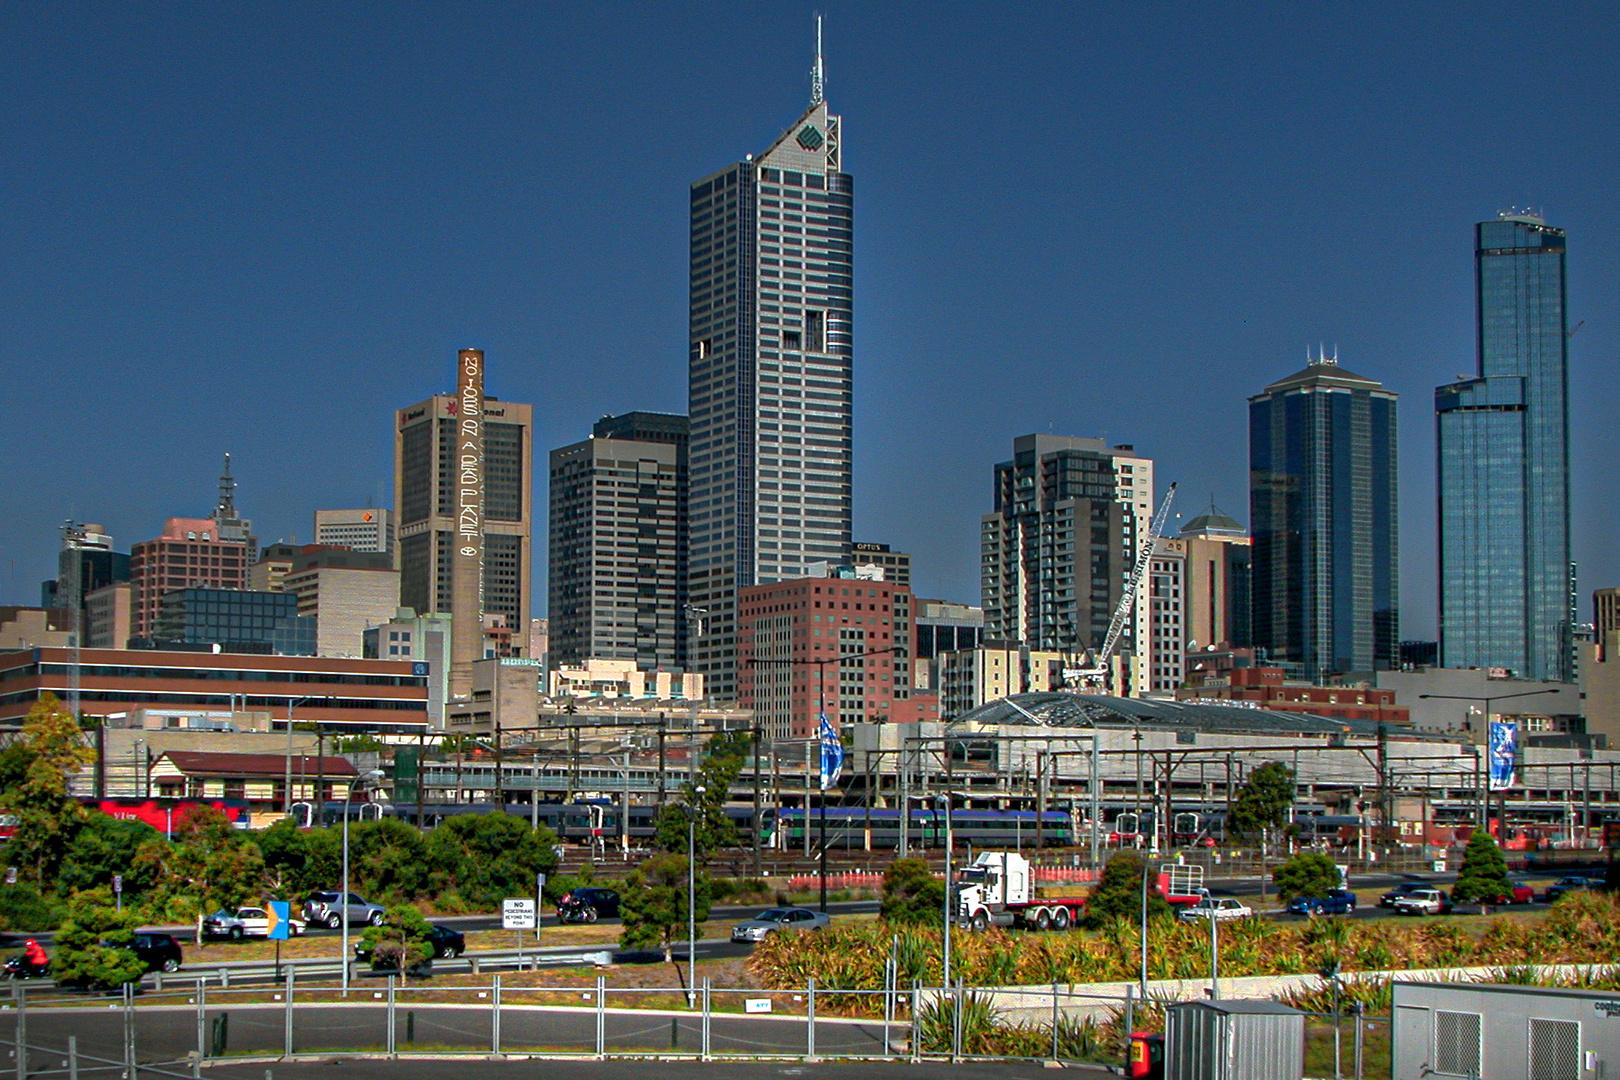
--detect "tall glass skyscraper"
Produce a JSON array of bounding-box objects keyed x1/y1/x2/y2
[
  {"x1": 1436, "y1": 214, "x2": 1572, "y2": 681},
  {"x1": 686, "y1": 34, "x2": 854, "y2": 699},
  {"x1": 1249, "y1": 354, "x2": 1399, "y2": 680}
]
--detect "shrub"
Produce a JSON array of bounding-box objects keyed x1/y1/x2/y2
[
  {"x1": 52, "y1": 901, "x2": 145, "y2": 989},
  {"x1": 358, "y1": 905, "x2": 434, "y2": 978},
  {"x1": 0, "y1": 885, "x2": 63, "y2": 933},
  {"x1": 1272, "y1": 853, "x2": 1343, "y2": 901},
  {"x1": 880, "y1": 858, "x2": 944, "y2": 926}
]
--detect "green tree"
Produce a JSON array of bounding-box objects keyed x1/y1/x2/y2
[
  {"x1": 424, "y1": 812, "x2": 560, "y2": 908},
  {"x1": 52, "y1": 901, "x2": 145, "y2": 989},
  {"x1": 618, "y1": 851, "x2": 712, "y2": 983},
  {"x1": 1081, "y1": 850, "x2": 1172, "y2": 928},
  {"x1": 0, "y1": 694, "x2": 95, "y2": 887},
  {"x1": 343, "y1": 817, "x2": 431, "y2": 901},
  {"x1": 1228, "y1": 762, "x2": 1296, "y2": 843},
  {"x1": 653, "y1": 728, "x2": 756, "y2": 858},
  {"x1": 1451, "y1": 830, "x2": 1515, "y2": 903},
  {"x1": 358, "y1": 904, "x2": 434, "y2": 978},
  {"x1": 59, "y1": 812, "x2": 160, "y2": 896},
  {"x1": 879, "y1": 857, "x2": 944, "y2": 926},
  {"x1": 1272, "y1": 852, "x2": 1344, "y2": 901},
  {"x1": 135, "y1": 804, "x2": 264, "y2": 930}
]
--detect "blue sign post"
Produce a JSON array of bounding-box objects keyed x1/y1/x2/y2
[{"x1": 267, "y1": 900, "x2": 292, "y2": 940}]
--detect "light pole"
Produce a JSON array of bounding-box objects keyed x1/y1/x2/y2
[
  {"x1": 133, "y1": 738, "x2": 145, "y2": 799},
  {"x1": 283, "y1": 696, "x2": 317, "y2": 815},
  {"x1": 936, "y1": 793, "x2": 953, "y2": 987},
  {"x1": 683, "y1": 784, "x2": 705, "y2": 1008},
  {"x1": 341, "y1": 767, "x2": 385, "y2": 996},
  {"x1": 1419, "y1": 688, "x2": 1560, "y2": 836}
]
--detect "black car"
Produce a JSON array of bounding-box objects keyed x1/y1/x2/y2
[
  {"x1": 566, "y1": 888, "x2": 621, "y2": 918},
  {"x1": 131, "y1": 933, "x2": 183, "y2": 974},
  {"x1": 353, "y1": 923, "x2": 465, "y2": 964}
]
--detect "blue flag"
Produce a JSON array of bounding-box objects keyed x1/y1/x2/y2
[{"x1": 819, "y1": 714, "x2": 843, "y2": 791}]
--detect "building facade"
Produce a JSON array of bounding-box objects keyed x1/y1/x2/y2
[
  {"x1": 1149, "y1": 539, "x2": 1187, "y2": 691},
  {"x1": 394, "y1": 389, "x2": 533, "y2": 650},
  {"x1": 979, "y1": 434, "x2": 1155, "y2": 690},
  {"x1": 548, "y1": 411, "x2": 688, "y2": 670},
  {"x1": 284, "y1": 551, "x2": 401, "y2": 659},
  {"x1": 935, "y1": 643, "x2": 1070, "y2": 720},
  {"x1": 129, "y1": 518, "x2": 255, "y2": 641},
  {"x1": 851, "y1": 543, "x2": 911, "y2": 588},
  {"x1": 1250, "y1": 353, "x2": 1398, "y2": 679},
  {"x1": 313, "y1": 508, "x2": 395, "y2": 558},
  {"x1": 1177, "y1": 505, "x2": 1252, "y2": 652},
  {"x1": 736, "y1": 571, "x2": 911, "y2": 741},
  {"x1": 0, "y1": 647, "x2": 430, "y2": 733},
  {"x1": 150, "y1": 587, "x2": 315, "y2": 655},
  {"x1": 1437, "y1": 213, "x2": 1573, "y2": 682},
  {"x1": 913, "y1": 599, "x2": 985, "y2": 690},
  {"x1": 686, "y1": 49, "x2": 854, "y2": 702}
]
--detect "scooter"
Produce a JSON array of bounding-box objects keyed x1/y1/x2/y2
[
  {"x1": 4, "y1": 954, "x2": 49, "y2": 980},
  {"x1": 557, "y1": 896, "x2": 598, "y2": 925}
]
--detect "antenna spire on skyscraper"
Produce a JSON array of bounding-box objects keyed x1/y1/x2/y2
[
  {"x1": 810, "y1": 14, "x2": 825, "y2": 105},
  {"x1": 216, "y1": 452, "x2": 236, "y2": 520}
]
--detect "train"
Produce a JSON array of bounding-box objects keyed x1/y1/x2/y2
[{"x1": 0, "y1": 798, "x2": 252, "y2": 840}]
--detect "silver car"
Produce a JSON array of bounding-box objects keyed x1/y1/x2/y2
[
  {"x1": 302, "y1": 891, "x2": 387, "y2": 929},
  {"x1": 730, "y1": 907, "x2": 831, "y2": 942}
]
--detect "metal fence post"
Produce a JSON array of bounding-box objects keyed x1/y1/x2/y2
[
  {"x1": 67, "y1": 1035, "x2": 77, "y2": 1080},
  {"x1": 882, "y1": 958, "x2": 894, "y2": 1059},
  {"x1": 283, "y1": 969, "x2": 295, "y2": 1058},
  {"x1": 1051, "y1": 981, "x2": 1060, "y2": 1062},
  {"x1": 1123, "y1": 984, "x2": 1135, "y2": 1071},
  {"x1": 594, "y1": 976, "x2": 605, "y2": 1059},
  {"x1": 701, "y1": 977, "x2": 711, "y2": 1061},
  {"x1": 491, "y1": 975, "x2": 501, "y2": 1055},
  {"x1": 195, "y1": 979, "x2": 206, "y2": 1075},
  {"x1": 1354, "y1": 1005, "x2": 1365, "y2": 1080},
  {"x1": 123, "y1": 981, "x2": 136, "y2": 1079},
  {"x1": 951, "y1": 979, "x2": 963, "y2": 1062},
  {"x1": 386, "y1": 976, "x2": 396, "y2": 1056},
  {"x1": 909, "y1": 980, "x2": 921, "y2": 1063},
  {"x1": 14, "y1": 978, "x2": 25, "y2": 1080},
  {"x1": 806, "y1": 977, "x2": 816, "y2": 1059}
]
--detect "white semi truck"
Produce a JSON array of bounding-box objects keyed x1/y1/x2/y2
[{"x1": 952, "y1": 851, "x2": 1092, "y2": 931}]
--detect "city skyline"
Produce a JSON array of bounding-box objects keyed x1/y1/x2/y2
[{"x1": 2, "y1": 4, "x2": 1618, "y2": 641}]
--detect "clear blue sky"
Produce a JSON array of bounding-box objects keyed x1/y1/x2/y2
[{"x1": 2, "y1": 2, "x2": 1616, "y2": 640}]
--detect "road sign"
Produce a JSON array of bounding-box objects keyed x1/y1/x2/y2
[
  {"x1": 3, "y1": 868, "x2": 13, "y2": 886},
  {"x1": 536, "y1": 872, "x2": 547, "y2": 892},
  {"x1": 113, "y1": 874, "x2": 123, "y2": 894},
  {"x1": 267, "y1": 900, "x2": 292, "y2": 941},
  {"x1": 502, "y1": 898, "x2": 537, "y2": 930}
]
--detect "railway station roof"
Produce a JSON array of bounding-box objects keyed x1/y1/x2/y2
[{"x1": 949, "y1": 693, "x2": 1387, "y2": 739}]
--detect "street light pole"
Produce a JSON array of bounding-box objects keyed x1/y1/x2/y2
[
  {"x1": 341, "y1": 767, "x2": 384, "y2": 997},
  {"x1": 684, "y1": 784, "x2": 705, "y2": 1008},
  {"x1": 938, "y1": 794, "x2": 953, "y2": 987}
]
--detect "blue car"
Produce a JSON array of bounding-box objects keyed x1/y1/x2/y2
[{"x1": 1287, "y1": 889, "x2": 1357, "y2": 916}]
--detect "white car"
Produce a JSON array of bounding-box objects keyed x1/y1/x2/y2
[
  {"x1": 1178, "y1": 897, "x2": 1253, "y2": 922},
  {"x1": 202, "y1": 906, "x2": 307, "y2": 940}
]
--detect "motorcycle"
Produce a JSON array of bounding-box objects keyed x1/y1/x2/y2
[
  {"x1": 4, "y1": 954, "x2": 49, "y2": 980},
  {"x1": 557, "y1": 896, "x2": 598, "y2": 925}
]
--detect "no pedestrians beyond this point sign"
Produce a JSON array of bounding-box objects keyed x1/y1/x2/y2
[
  {"x1": 503, "y1": 897, "x2": 537, "y2": 930},
  {"x1": 267, "y1": 900, "x2": 292, "y2": 941}
]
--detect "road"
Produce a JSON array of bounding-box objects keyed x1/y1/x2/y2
[{"x1": 0, "y1": 1001, "x2": 1116, "y2": 1078}]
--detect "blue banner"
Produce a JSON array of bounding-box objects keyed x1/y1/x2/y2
[
  {"x1": 1487, "y1": 720, "x2": 1517, "y2": 792},
  {"x1": 818, "y1": 714, "x2": 843, "y2": 791}
]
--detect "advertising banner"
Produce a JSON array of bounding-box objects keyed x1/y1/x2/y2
[{"x1": 1487, "y1": 720, "x2": 1518, "y2": 791}]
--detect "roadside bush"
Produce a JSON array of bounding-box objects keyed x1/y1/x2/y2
[
  {"x1": 52, "y1": 901, "x2": 144, "y2": 990},
  {"x1": 359, "y1": 905, "x2": 434, "y2": 978},
  {"x1": 0, "y1": 885, "x2": 63, "y2": 933},
  {"x1": 879, "y1": 858, "x2": 943, "y2": 926}
]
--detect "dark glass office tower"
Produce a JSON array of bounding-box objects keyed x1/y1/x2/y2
[
  {"x1": 1250, "y1": 354, "x2": 1399, "y2": 680},
  {"x1": 1437, "y1": 214, "x2": 1572, "y2": 682},
  {"x1": 686, "y1": 36, "x2": 853, "y2": 700}
]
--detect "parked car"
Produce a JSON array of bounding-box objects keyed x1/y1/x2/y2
[
  {"x1": 303, "y1": 891, "x2": 387, "y2": 929},
  {"x1": 203, "y1": 907, "x2": 307, "y2": 941},
  {"x1": 1483, "y1": 884, "x2": 1536, "y2": 905},
  {"x1": 1544, "y1": 876, "x2": 1603, "y2": 903},
  {"x1": 564, "y1": 888, "x2": 621, "y2": 918},
  {"x1": 1392, "y1": 889, "x2": 1452, "y2": 916},
  {"x1": 353, "y1": 923, "x2": 465, "y2": 964},
  {"x1": 1177, "y1": 897, "x2": 1253, "y2": 922},
  {"x1": 730, "y1": 908, "x2": 831, "y2": 942},
  {"x1": 130, "y1": 932, "x2": 184, "y2": 973},
  {"x1": 1286, "y1": 890, "x2": 1358, "y2": 916},
  {"x1": 1379, "y1": 882, "x2": 1433, "y2": 908}
]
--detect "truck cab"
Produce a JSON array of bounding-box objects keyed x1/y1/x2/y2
[{"x1": 954, "y1": 851, "x2": 1089, "y2": 931}]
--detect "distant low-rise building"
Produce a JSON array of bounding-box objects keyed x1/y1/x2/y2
[
  {"x1": 1179, "y1": 666, "x2": 1409, "y2": 724},
  {"x1": 0, "y1": 607, "x2": 72, "y2": 650},
  {"x1": 85, "y1": 583, "x2": 133, "y2": 649},
  {"x1": 936, "y1": 642, "x2": 1073, "y2": 721},
  {"x1": 548, "y1": 657, "x2": 704, "y2": 702},
  {"x1": 150, "y1": 750, "x2": 356, "y2": 821},
  {"x1": 1376, "y1": 666, "x2": 1579, "y2": 738}
]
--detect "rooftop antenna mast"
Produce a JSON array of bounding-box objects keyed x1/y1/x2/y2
[
  {"x1": 810, "y1": 14, "x2": 825, "y2": 106},
  {"x1": 216, "y1": 453, "x2": 237, "y2": 521}
]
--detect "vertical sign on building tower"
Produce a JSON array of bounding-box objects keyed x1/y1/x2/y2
[{"x1": 449, "y1": 348, "x2": 485, "y2": 700}]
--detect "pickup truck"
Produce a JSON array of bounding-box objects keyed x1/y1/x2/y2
[{"x1": 1392, "y1": 889, "x2": 1451, "y2": 916}]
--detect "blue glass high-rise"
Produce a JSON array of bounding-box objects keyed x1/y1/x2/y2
[
  {"x1": 1436, "y1": 214, "x2": 1571, "y2": 681},
  {"x1": 1249, "y1": 355, "x2": 1399, "y2": 680}
]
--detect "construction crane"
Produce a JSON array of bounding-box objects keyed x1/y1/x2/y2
[{"x1": 1064, "y1": 482, "x2": 1178, "y2": 693}]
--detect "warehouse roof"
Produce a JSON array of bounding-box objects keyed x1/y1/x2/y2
[{"x1": 949, "y1": 693, "x2": 1387, "y2": 739}]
